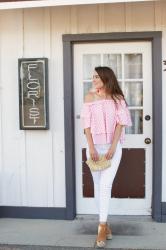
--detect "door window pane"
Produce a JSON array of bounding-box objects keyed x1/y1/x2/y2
[
  {"x1": 125, "y1": 109, "x2": 143, "y2": 134},
  {"x1": 103, "y1": 54, "x2": 122, "y2": 79},
  {"x1": 83, "y1": 81, "x2": 93, "y2": 97},
  {"x1": 124, "y1": 81, "x2": 143, "y2": 106},
  {"x1": 124, "y1": 54, "x2": 142, "y2": 79},
  {"x1": 118, "y1": 81, "x2": 122, "y2": 89},
  {"x1": 83, "y1": 54, "x2": 101, "y2": 80}
]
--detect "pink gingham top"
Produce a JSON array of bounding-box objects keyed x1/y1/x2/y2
[{"x1": 80, "y1": 98, "x2": 132, "y2": 144}]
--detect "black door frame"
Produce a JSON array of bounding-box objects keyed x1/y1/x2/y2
[{"x1": 62, "y1": 31, "x2": 163, "y2": 222}]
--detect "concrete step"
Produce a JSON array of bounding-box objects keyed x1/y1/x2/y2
[
  {"x1": 0, "y1": 215, "x2": 165, "y2": 250},
  {"x1": 0, "y1": 246, "x2": 165, "y2": 250}
]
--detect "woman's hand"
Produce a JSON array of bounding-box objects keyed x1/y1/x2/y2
[
  {"x1": 89, "y1": 146, "x2": 99, "y2": 161},
  {"x1": 105, "y1": 144, "x2": 117, "y2": 160}
]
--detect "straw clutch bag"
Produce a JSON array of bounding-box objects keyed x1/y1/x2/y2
[{"x1": 86, "y1": 154, "x2": 111, "y2": 171}]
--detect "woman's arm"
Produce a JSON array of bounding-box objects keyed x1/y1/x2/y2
[
  {"x1": 84, "y1": 128, "x2": 99, "y2": 162},
  {"x1": 83, "y1": 93, "x2": 99, "y2": 161},
  {"x1": 84, "y1": 128, "x2": 94, "y2": 150},
  {"x1": 105, "y1": 124, "x2": 124, "y2": 160}
]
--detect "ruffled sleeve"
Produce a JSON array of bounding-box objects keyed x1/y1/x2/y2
[
  {"x1": 116, "y1": 99, "x2": 132, "y2": 127},
  {"x1": 80, "y1": 103, "x2": 91, "y2": 129}
]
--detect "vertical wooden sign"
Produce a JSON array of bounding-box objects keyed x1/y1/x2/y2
[{"x1": 18, "y1": 58, "x2": 49, "y2": 129}]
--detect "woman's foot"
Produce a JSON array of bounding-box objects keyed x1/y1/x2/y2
[
  {"x1": 94, "y1": 223, "x2": 107, "y2": 248},
  {"x1": 106, "y1": 222, "x2": 113, "y2": 240}
]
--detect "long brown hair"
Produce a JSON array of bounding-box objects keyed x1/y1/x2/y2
[{"x1": 94, "y1": 66, "x2": 127, "y2": 104}]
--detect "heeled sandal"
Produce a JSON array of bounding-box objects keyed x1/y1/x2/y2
[
  {"x1": 94, "y1": 223, "x2": 107, "y2": 248},
  {"x1": 106, "y1": 222, "x2": 113, "y2": 240}
]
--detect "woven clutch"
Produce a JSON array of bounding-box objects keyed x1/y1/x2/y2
[{"x1": 86, "y1": 154, "x2": 111, "y2": 171}]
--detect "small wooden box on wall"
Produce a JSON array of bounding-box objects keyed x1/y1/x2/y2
[{"x1": 18, "y1": 58, "x2": 49, "y2": 130}]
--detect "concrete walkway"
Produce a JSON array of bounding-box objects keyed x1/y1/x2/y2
[{"x1": 0, "y1": 215, "x2": 166, "y2": 249}]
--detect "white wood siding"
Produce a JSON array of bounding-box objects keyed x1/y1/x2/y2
[{"x1": 0, "y1": 0, "x2": 165, "y2": 207}]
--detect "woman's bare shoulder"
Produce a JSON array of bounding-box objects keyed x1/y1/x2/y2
[{"x1": 84, "y1": 92, "x2": 95, "y2": 103}]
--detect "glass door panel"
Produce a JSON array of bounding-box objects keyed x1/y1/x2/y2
[
  {"x1": 83, "y1": 54, "x2": 101, "y2": 97},
  {"x1": 103, "y1": 54, "x2": 122, "y2": 79},
  {"x1": 124, "y1": 53, "x2": 143, "y2": 134},
  {"x1": 83, "y1": 81, "x2": 93, "y2": 97},
  {"x1": 124, "y1": 81, "x2": 143, "y2": 107},
  {"x1": 83, "y1": 54, "x2": 101, "y2": 80},
  {"x1": 82, "y1": 52, "x2": 144, "y2": 134},
  {"x1": 124, "y1": 54, "x2": 143, "y2": 79},
  {"x1": 125, "y1": 109, "x2": 143, "y2": 134}
]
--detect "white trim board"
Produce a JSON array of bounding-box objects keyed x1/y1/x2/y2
[{"x1": 0, "y1": 0, "x2": 157, "y2": 10}]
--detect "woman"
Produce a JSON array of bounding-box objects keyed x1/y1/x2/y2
[{"x1": 80, "y1": 66, "x2": 132, "y2": 248}]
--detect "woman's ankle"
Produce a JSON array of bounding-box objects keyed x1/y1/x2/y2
[{"x1": 99, "y1": 221, "x2": 107, "y2": 225}]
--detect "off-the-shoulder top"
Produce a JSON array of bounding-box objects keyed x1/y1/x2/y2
[{"x1": 80, "y1": 98, "x2": 132, "y2": 144}]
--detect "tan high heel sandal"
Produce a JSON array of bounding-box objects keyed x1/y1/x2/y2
[
  {"x1": 94, "y1": 223, "x2": 107, "y2": 248},
  {"x1": 106, "y1": 222, "x2": 113, "y2": 240}
]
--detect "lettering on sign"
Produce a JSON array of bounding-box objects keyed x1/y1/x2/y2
[
  {"x1": 164, "y1": 60, "x2": 166, "y2": 71},
  {"x1": 18, "y1": 58, "x2": 49, "y2": 129}
]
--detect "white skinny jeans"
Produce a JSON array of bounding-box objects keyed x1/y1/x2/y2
[{"x1": 86, "y1": 141, "x2": 122, "y2": 222}]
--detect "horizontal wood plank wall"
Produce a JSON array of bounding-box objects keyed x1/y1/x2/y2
[{"x1": 0, "y1": 1, "x2": 166, "y2": 207}]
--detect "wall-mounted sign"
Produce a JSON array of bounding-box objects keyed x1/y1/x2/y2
[{"x1": 18, "y1": 58, "x2": 49, "y2": 129}]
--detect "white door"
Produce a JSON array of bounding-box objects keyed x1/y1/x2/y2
[{"x1": 74, "y1": 42, "x2": 152, "y2": 215}]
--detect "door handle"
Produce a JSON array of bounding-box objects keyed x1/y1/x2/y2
[
  {"x1": 145, "y1": 115, "x2": 151, "y2": 121},
  {"x1": 144, "y1": 138, "x2": 151, "y2": 144}
]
